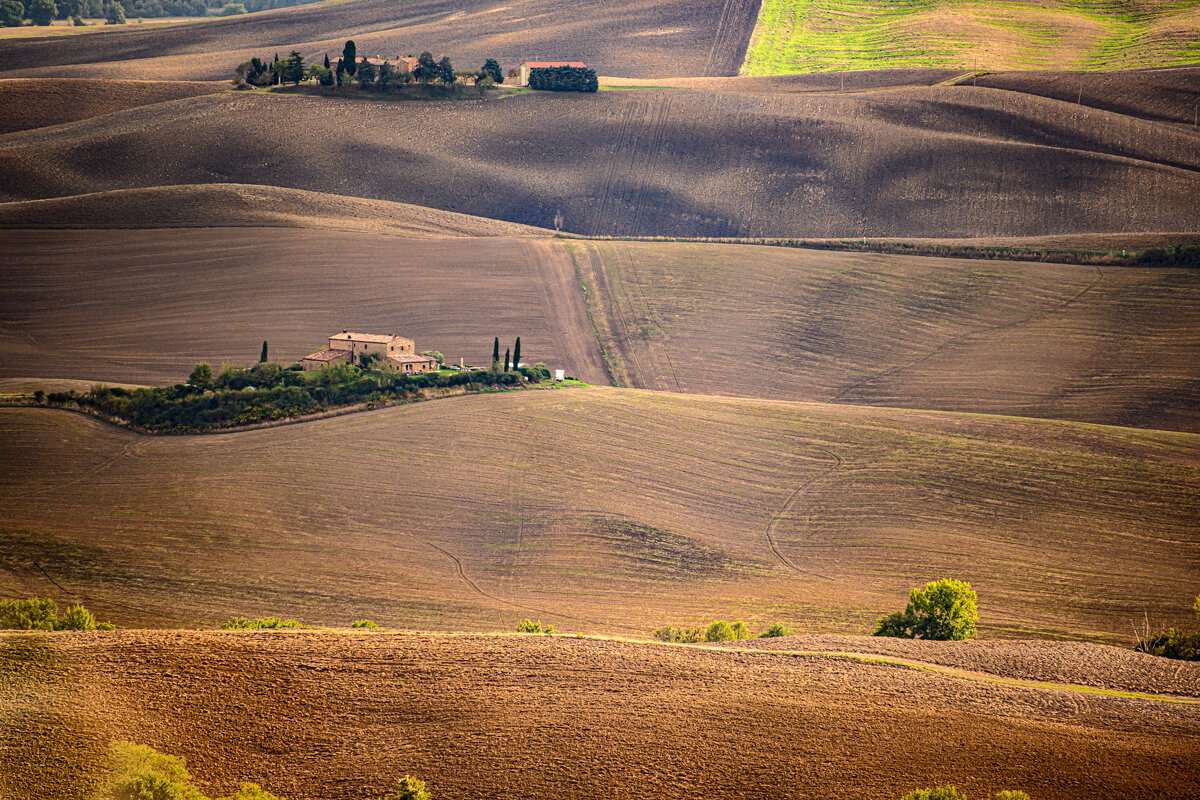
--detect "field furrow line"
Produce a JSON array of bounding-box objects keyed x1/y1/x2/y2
[
  {"x1": 589, "y1": 100, "x2": 641, "y2": 238},
  {"x1": 832, "y1": 266, "x2": 1107, "y2": 402},
  {"x1": 765, "y1": 447, "x2": 842, "y2": 577}
]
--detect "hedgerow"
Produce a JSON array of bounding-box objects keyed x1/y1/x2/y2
[
  {"x1": 652, "y1": 620, "x2": 756, "y2": 643},
  {"x1": 221, "y1": 617, "x2": 301, "y2": 630},
  {"x1": 516, "y1": 619, "x2": 555, "y2": 634},
  {"x1": 48, "y1": 360, "x2": 541, "y2": 434},
  {"x1": 527, "y1": 66, "x2": 598, "y2": 93}
]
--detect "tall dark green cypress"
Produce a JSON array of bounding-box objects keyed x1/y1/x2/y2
[
  {"x1": 342, "y1": 40, "x2": 357, "y2": 76},
  {"x1": 259, "y1": 341, "x2": 269, "y2": 362},
  {"x1": 512, "y1": 337, "x2": 521, "y2": 369},
  {"x1": 323, "y1": 53, "x2": 330, "y2": 70},
  {"x1": 504, "y1": 347, "x2": 511, "y2": 372},
  {"x1": 492, "y1": 336, "x2": 500, "y2": 365}
]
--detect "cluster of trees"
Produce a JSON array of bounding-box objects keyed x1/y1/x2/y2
[
  {"x1": 491, "y1": 336, "x2": 525, "y2": 372},
  {"x1": 235, "y1": 41, "x2": 506, "y2": 93},
  {"x1": 221, "y1": 616, "x2": 301, "y2": 629},
  {"x1": 653, "y1": 619, "x2": 790, "y2": 643},
  {"x1": 516, "y1": 619, "x2": 555, "y2": 634},
  {"x1": 40, "y1": 352, "x2": 544, "y2": 433},
  {"x1": 526, "y1": 65, "x2": 598, "y2": 93},
  {"x1": 100, "y1": 741, "x2": 433, "y2": 800},
  {"x1": 0, "y1": 597, "x2": 115, "y2": 631},
  {"x1": 1135, "y1": 593, "x2": 1200, "y2": 661},
  {"x1": 875, "y1": 578, "x2": 978, "y2": 641}
]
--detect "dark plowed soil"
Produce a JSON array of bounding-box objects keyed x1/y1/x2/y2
[
  {"x1": 0, "y1": 78, "x2": 226, "y2": 134},
  {"x1": 979, "y1": 66, "x2": 1200, "y2": 126},
  {"x1": 0, "y1": 86, "x2": 1196, "y2": 238},
  {"x1": 724, "y1": 635, "x2": 1200, "y2": 697},
  {"x1": 0, "y1": 0, "x2": 760, "y2": 80},
  {"x1": 1, "y1": 631, "x2": 1197, "y2": 800}
]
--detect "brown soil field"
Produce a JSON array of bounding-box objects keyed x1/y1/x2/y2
[
  {"x1": 0, "y1": 0, "x2": 759, "y2": 81},
  {"x1": 0, "y1": 184, "x2": 548, "y2": 236},
  {"x1": 978, "y1": 65, "x2": 1200, "y2": 126},
  {"x1": 6, "y1": 228, "x2": 1199, "y2": 428},
  {"x1": 575, "y1": 240, "x2": 1200, "y2": 431},
  {"x1": 726, "y1": 634, "x2": 1200, "y2": 697},
  {"x1": 1, "y1": 390, "x2": 1197, "y2": 639},
  {"x1": 2, "y1": 631, "x2": 1198, "y2": 800},
  {"x1": 1, "y1": 86, "x2": 1196, "y2": 238},
  {"x1": 0, "y1": 78, "x2": 226, "y2": 134},
  {"x1": 0, "y1": 228, "x2": 603, "y2": 385}
]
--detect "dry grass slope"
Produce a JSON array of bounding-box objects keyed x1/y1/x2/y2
[
  {"x1": 1, "y1": 390, "x2": 1197, "y2": 639},
  {"x1": 0, "y1": 86, "x2": 1197, "y2": 238},
  {"x1": 0, "y1": 0, "x2": 759, "y2": 81},
  {"x1": 2, "y1": 631, "x2": 1198, "y2": 800}
]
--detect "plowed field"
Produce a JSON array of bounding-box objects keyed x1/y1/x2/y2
[
  {"x1": 2, "y1": 631, "x2": 1197, "y2": 800},
  {"x1": 572, "y1": 240, "x2": 1200, "y2": 431},
  {"x1": 0, "y1": 0, "x2": 759, "y2": 81},
  {"x1": 2, "y1": 390, "x2": 1197, "y2": 638},
  {"x1": 2, "y1": 86, "x2": 1196, "y2": 238}
]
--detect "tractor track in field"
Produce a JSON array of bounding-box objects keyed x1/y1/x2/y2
[
  {"x1": 832, "y1": 266, "x2": 1108, "y2": 403},
  {"x1": 765, "y1": 447, "x2": 843, "y2": 578}
]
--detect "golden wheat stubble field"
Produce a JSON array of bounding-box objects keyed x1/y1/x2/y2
[
  {"x1": 2, "y1": 389, "x2": 1198, "y2": 638},
  {"x1": 0, "y1": 227, "x2": 607, "y2": 385},
  {"x1": 1, "y1": 84, "x2": 1197, "y2": 238},
  {"x1": 2, "y1": 631, "x2": 1199, "y2": 800},
  {"x1": 573, "y1": 240, "x2": 1200, "y2": 432},
  {"x1": 0, "y1": 0, "x2": 759, "y2": 81}
]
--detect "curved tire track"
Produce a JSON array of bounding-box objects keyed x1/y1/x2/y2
[{"x1": 765, "y1": 447, "x2": 842, "y2": 576}]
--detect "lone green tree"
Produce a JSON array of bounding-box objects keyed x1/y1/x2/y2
[
  {"x1": 0, "y1": 0, "x2": 24, "y2": 27},
  {"x1": 187, "y1": 363, "x2": 215, "y2": 392},
  {"x1": 341, "y1": 39, "x2": 356, "y2": 76},
  {"x1": 512, "y1": 337, "x2": 521, "y2": 368},
  {"x1": 415, "y1": 51, "x2": 436, "y2": 83},
  {"x1": 437, "y1": 55, "x2": 455, "y2": 85},
  {"x1": 875, "y1": 578, "x2": 979, "y2": 640},
  {"x1": 259, "y1": 341, "x2": 269, "y2": 362},
  {"x1": 285, "y1": 51, "x2": 305, "y2": 85},
  {"x1": 382, "y1": 776, "x2": 432, "y2": 800},
  {"x1": 482, "y1": 58, "x2": 503, "y2": 84},
  {"x1": 27, "y1": 0, "x2": 53, "y2": 24}
]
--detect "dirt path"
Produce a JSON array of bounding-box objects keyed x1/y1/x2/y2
[{"x1": 521, "y1": 239, "x2": 611, "y2": 386}]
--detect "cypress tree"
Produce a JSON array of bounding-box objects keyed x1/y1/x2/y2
[
  {"x1": 323, "y1": 52, "x2": 330, "y2": 70},
  {"x1": 492, "y1": 336, "x2": 500, "y2": 365},
  {"x1": 504, "y1": 347, "x2": 511, "y2": 372},
  {"x1": 259, "y1": 341, "x2": 268, "y2": 363},
  {"x1": 512, "y1": 337, "x2": 521, "y2": 369},
  {"x1": 342, "y1": 40, "x2": 357, "y2": 76}
]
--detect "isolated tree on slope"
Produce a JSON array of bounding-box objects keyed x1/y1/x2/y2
[
  {"x1": 342, "y1": 39, "x2": 356, "y2": 76},
  {"x1": 875, "y1": 578, "x2": 978, "y2": 641},
  {"x1": 27, "y1": 0, "x2": 54, "y2": 24}
]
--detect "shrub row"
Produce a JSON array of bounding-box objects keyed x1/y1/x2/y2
[
  {"x1": 0, "y1": 597, "x2": 115, "y2": 631},
  {"x1": 44, "y1": 362, "x2": 541, "y2": 434},
  {"x1": 653, "y1": 619, "x2": 774, "y2": 643}
]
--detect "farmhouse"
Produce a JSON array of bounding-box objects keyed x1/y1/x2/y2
[
  {"x1": 519, "y1": 61, "x2": 587, "y2": 86},
  {"x1": 302, "y1": 331, "x2": 439, "y2": 374}
]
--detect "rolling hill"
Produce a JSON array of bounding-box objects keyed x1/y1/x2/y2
[
  {"x1": 2, "y1": 631, "x2": 1198, "y2": 800},
  {"x1": 0, "y1": 83, "x2": 1196, "y2": 238},
  {"x1": 744, "y1": 0, "x2": 1200, "y2": 74},
  {"x1": 2, "y1": 390, "x2": 1197, "y2": 639},
  {"x1": 5, "y1": 218, "x2": 1199, "y2": 430},
  {"x1": 0, "y1": 78, "x2": 225, "y2": 134},
  {"x1": 0, "y1": 0, "x2": 759, "y2": 81}
]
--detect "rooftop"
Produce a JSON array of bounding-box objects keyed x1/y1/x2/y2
[
  {"x1": 523, "y1": 62, "x2": 587, "y2": 69},
  {"x1": 303, "y1": 348, "x2": 351, "y2": 362},
  {"x1": 388, "y1": 353, "x2": 438, "y2": 364},
  {"x1": 330, "y1": 331, "x2": 403, "y2": 344}
]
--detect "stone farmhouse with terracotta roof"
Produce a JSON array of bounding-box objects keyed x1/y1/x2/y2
[{"x1": 302, "y1": 331, "x2": 439, "y2": 374}]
